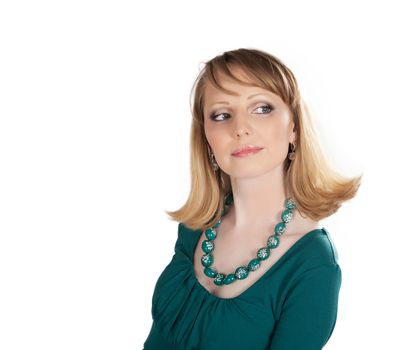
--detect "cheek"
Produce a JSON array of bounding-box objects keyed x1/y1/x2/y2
[
  {"x1": 264, "y1": 121, "x2": 288, "y2": 147},
  {"x1": 210, "y1": 136, "x2": 229, "y2": 156},
  {"x1": 205, "y1": 127, "x2": 223, "y2": 151}
]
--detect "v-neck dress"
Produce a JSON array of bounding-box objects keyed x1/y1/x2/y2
[{"x1": 143, "y1": 222, "x2": 342, "y2": 350}]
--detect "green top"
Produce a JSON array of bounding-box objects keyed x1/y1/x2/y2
[{"x1": 143, "y1": 223, "x2": 342, "y2": 350}]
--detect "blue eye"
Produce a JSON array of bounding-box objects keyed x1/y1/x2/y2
[
  {"x1": 254, "y1": 104, "x2": 273, "y2": 114},
  {"x1": 210, "y1": 104, "x2": 273, "y2": 122}
]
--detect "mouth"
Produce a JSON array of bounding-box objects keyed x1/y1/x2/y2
[{"x1": 231, "y1": 146, "x2": 264, "y2": 157}]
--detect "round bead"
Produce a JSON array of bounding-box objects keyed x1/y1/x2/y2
[
  {"x1": 214, "y1": 273, "x2": 225, "y2": 285},
  {"x1": 213, "y1": 219, "x2": 221, "y2": 228},
  {"x1": 274, "y1": 222, "x2": 286, "y2": 236},
  {"x1": 285, "y1": 198, "x2": 296, "y2": 210},
  {"x1": 202, "y1": 240, "x2": 215, "y2": 253},
  {"x1": 267, "y1": 235, "x2": 280, "y2": 249},
  {"x1": 205, "y1": 228, "x2": 217, "y2": 240},
  {"x1": 223, "y1": 273, "x2": 236, "y2": 285},
  {"x1": 224, "y1": 192, "x2": 233, "y2": 206},
  {"x1": 281, "y1": 209, "x2": 293, "y2": 223},
  {"x1": 235, "y1": 266, "x2": 249, "y2": 280},
  {"x1": 201, "y1": 253, "x2": 213, "y2": 267},
  {"x1": 204, "y1": 266, "x2": 217, "y2": 278},
  {"x1": 248, "y1": 258, "x2": 261, "y2": 271},
  {"x1": 257, "y1": 247, "x2": 270, "y2": 260}
]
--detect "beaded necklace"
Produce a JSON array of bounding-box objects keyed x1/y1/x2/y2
[{"x1": 200, "y1": 192, "x2": 297, "y2": 286}]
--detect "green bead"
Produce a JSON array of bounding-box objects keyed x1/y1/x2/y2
[
  {"x1": 248, "y1": 258, "x2": 261, "y2": 271},
  {"x1": 224, "y1": 192, "x2": 233, "y2": 205},
  {"x1": 213, "y1": 219, "x2": 221, "y2": 228},
  {"x1": 204, "y1": 266, "x2": 217, "y2": 278},
  {"x1": 214, "y1": 273, "x2": 225, "y2": 285},
  {"x1": 201, "y1": 253, "x2": 213, "y2": 267},
  {"x1": 257, "y1": 247, "x2": 270, "y2": 260},
  {"x1": 274, "y1": 222, "x2": 286, "y2": 236},
  {"x1": 205, "y1": 228, "x2": 217, "y2": 240},
  {"x1": 281, "y1": 208, "x2": 293, "y2": 223},
  {"x1": 202, "y1": 240, "x2": 214, "y2": 253},
  {"x1": 285, "y1": 198, "x2": 296, "y2": 210},
  {"x1": 223, "y1": 273, "x2": 236, "y2": 285},
  {"x1": 267, "y1": 235, "x2": 280, "y2": 249},
  {"x1": 235, "y1": 266, "x2": 249, "y2": 280}
]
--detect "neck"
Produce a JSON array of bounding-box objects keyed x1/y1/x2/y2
[{"x1": 226, "y1": 165, "x2": 291, "y2": 230}]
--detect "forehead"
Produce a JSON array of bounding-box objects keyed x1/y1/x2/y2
[
  {"x1": 204, "y1": 68, "x2": 268, "y2": 100},
  {"x1": 203, "y1": 69, "x2": 280, "y2": 110}
]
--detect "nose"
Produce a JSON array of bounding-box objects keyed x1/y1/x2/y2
[
  {"x1": 236, "y1": 129, "x2": 249, "y2": 137},
  {"x1": 233, "y1": 112, "x2": 251, "y2": 138}
]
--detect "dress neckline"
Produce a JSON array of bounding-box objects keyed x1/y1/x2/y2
[{"x1": 189, "y1": 227, "x2": 325, "y2": 301}]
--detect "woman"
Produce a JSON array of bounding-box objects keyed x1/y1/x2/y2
[{"x1": 143, "y1": 48, "x2": 362, "y2": 349}]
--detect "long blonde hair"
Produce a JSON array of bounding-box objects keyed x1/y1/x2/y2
[{"x1": 165, "y1": 48, "x2": 363, "y2": 231}]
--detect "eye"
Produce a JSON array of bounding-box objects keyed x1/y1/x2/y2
[
  {"x1": 253, "y1": 104, "x2": 273, "y2": 114},
  {"x1": 210, "y1": 112, "x2": 231, "y2": 121},
  {"x1": 209, "y1": 104, "x2": 273, "y2": 122}
]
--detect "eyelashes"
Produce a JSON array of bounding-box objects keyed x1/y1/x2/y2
[{"x1": 210, "y1": 104, "x2": 274, "y2": 122}]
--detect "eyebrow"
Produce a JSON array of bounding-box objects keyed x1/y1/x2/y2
[{"x1": 209, "y1": 93, "x2": 267, "y2": 107}]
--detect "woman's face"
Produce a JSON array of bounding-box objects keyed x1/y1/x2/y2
[{"x1": 203, "y1": 66, "x2": 296, "y2": 179}]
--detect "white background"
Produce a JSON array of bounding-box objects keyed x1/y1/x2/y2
[{"x1": 1, "y1": 1, "x2": 416, "y2": 349}]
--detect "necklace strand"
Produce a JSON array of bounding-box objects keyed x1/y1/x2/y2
[{"x1": 200, "y1": 192, "x2": 297, "y2": 286}]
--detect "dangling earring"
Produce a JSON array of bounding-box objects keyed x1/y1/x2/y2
[
  {"x1": 288, "y1": 141, "x2": 297, "y2": 160},
  {"x1": 207, "y1": 145, "x2": 219, "y2": 171}
]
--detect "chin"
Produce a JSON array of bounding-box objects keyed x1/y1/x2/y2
[
  {"x1": 225, "y1": 161, "x2": 285, "y2": 179},
  {"x1": 224, "y1": 167, "x2": 273, "y2": 179}
]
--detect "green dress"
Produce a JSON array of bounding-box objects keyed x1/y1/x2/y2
[{"x1": 143, "y1": 222, "x2": 342, "y2": 350}]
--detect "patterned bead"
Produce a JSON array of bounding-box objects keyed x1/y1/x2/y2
[
  {"x1": 235, "y1": 266, "x2": 249, "y2": 280},
  {"x1": 223, "y1": 273, "x2": 236, "y2": 285},
  {"x1": 285, "y1": 198, "x2": 296, "y2": 210},
  {"x1": 202, "y1": 240, "x2": 214, "y2": 253},
  {"x1": 267, "y1": 235, "x2": 280, "y2": 249},
  {"x1": 205, "y1": 228, "x2": 217, "y2": 240},
  {"x1": 224, "y1": 192, "x2": 233, "y2": 206},
  {"x1": 274, "y1": 222, "x2": 286, "y2": 236},
  {"x1": 281, "y1": 209, "x2": 293, "y2": 223},
  {"x1": 257, "y1": 247, "x2": 270, "y2": 260},
  {"x1": 201, "y1": 253, "x2": 213, "y2": 267},
  {"x1": 214, "y1": 273, "x2": 225, "y2": 285},
  {"x1": 204, "y1": 266, "x2": 217, "y2": 278},
  {"x1": 248, "y1": 258, "x2": 261, "y2": 271}
]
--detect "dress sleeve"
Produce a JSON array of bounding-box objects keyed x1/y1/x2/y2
[{"x1": 268, "y1": 263, "x2": 342, "y2": 350}]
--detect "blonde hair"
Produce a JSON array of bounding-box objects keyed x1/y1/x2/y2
[{"x1": 165, "y1": 48, "x2": 363, "y2": 231}]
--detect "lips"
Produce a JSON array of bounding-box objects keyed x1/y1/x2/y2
[{"x1": 231, "y1": 145, "x2": 264, "y2": 156}]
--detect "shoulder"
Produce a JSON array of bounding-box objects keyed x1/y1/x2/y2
[
  {"x1": 286, "y1": 229, "x2": 342, "y2": 299},
  {"x1": 174, "y1": 222, "x2": 202, "y2": 256},
  {"x1": 178, "y1": 222, "x2": 202, "y2": 237},
  {"x1": 310, "y1": 228, "x2": 339, "y2": 265},
  {"x1": 290, "y1": 227, "x2": 340, "y2": 271}
]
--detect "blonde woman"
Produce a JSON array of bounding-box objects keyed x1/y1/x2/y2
[{"x1": 143, "y1": 48, "x2": 362, "y2": 349}]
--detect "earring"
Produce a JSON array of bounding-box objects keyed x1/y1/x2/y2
[
  {"x1": 288, "y1": 141, "x2": 297, "y2": 160},
  {"x1": 207, "y1": 146, "x2": 219, "y2": 171}
]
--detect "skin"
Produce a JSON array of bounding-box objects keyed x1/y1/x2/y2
[
  {"x1": 195, "y1": 65, "x2": 320, "y2": 297},
  {"x1": 203, "y1": 65, "x2": 309, "y2": 234}
]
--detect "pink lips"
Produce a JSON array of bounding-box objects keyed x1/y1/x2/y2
[{"x1": 231, "y1": 146, "x2": 264, "y2": 157}]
